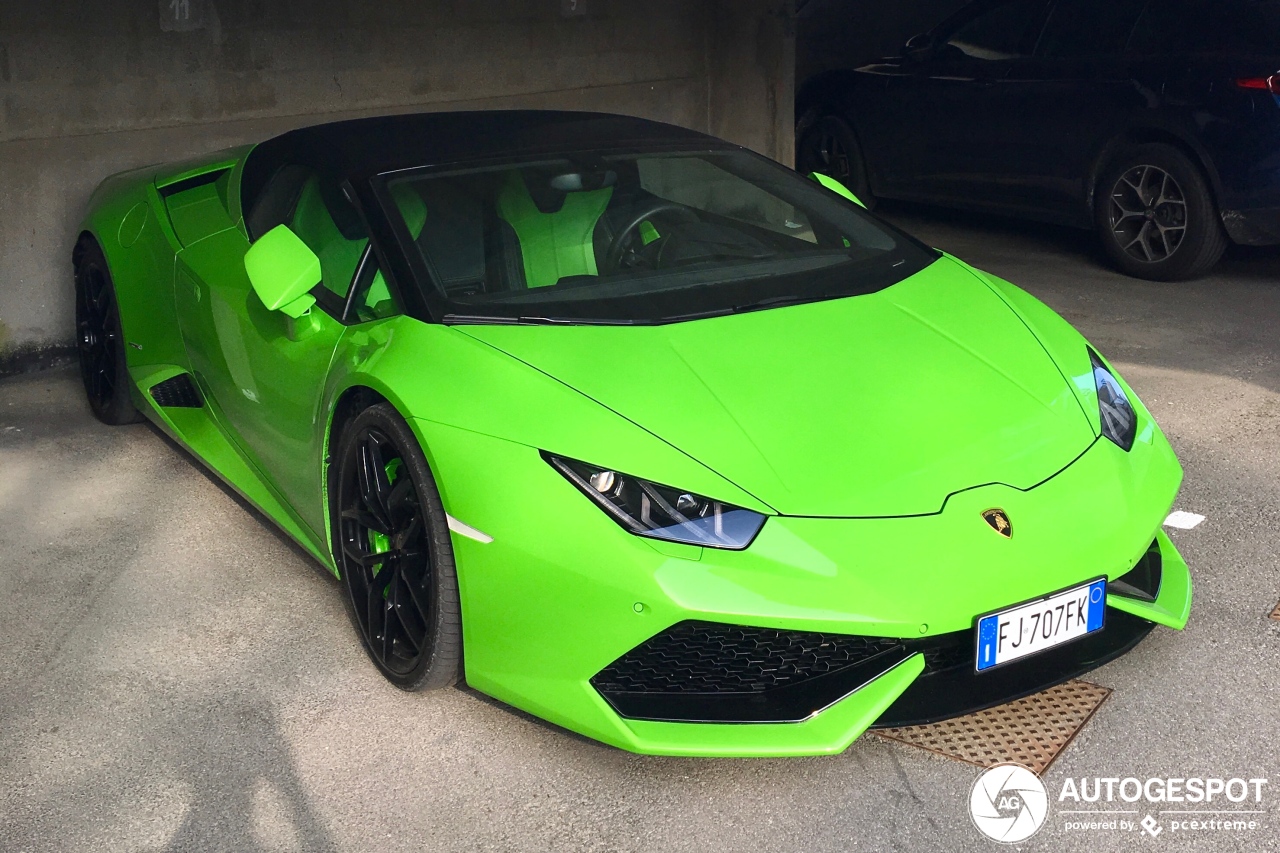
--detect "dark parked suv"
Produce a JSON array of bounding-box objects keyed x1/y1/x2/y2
[{"x1": 796, "y1": 0, "x2": 1280, "y2": 280}]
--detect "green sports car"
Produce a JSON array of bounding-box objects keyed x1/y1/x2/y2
[{"x1": 75, "y1": 110, "x2": 1191, "y2": 757}]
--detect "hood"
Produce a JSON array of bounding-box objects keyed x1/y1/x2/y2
[{"x1": 460, "y1": 257, "x2": 1095, "y2": 517}]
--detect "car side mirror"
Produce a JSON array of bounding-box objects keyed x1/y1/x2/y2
[
  {"x1": 809, "y1": 171, "x2": 866, "y2": 209},
  {"x1": 903, "y1": 32, "x2": 937, "y2": 61},
  {"x1": 244, "y1": 224, "x2": 320, "y2": 319}
]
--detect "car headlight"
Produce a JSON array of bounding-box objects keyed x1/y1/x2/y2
[
  {"x1": 1090, "y1": 349, "x2": 1137, "y2": 451},
  {"x1": 544, "y1": 453, "x2": 767, "y2": 550}
]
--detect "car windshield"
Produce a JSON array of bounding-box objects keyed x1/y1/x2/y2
[{"x1": 377, "y1": 148, "x2": 937, "y2": 325}]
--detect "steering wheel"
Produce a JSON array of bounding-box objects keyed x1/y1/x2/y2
[{"x1": 602, "y1": 201, "x2": 691, "y2": 274}]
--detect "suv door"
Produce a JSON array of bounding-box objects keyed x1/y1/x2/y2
[
  {"x1": 862, "y1": 0, "x2": 1050, "y2": 203},
  {"x1": 989, "y1": 0, "x2": 1152, "y2": 223}
]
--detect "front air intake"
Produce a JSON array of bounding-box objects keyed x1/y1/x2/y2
[
  {"x1": 591, "y1": 621, "x2": 909, "y2": 723},
  {"x1": 1110, "y1": 538, "x2": 1162, "y2": 602}
]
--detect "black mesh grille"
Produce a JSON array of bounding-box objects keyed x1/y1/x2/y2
[
  {"x1": 918, "y1": 633, "x2": 972, "y2": 673},
  {"x1": 591, "y1": 621, "x2": 902, "y2": 695},
  {"x1": 150, "y1": 374, "x2": 202, "y2": 408}
]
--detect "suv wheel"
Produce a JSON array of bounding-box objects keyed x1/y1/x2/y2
[
  {"x1": 796, "y1": 112, "x2": 875, "y2": 209},
  {"x1": 1095, "y1": 143, "x2": 1226, "y2": 281}
]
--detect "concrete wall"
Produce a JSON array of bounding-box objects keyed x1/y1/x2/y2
[{"x1": 0, "y1": 0, "x2": 795, "y2": 373}]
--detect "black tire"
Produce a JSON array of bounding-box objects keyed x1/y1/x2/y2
[
  {"x1": 796, "y1": 112, "x2": 876, "y2": 210},
  {"x1": 74, "y1": 238, "x2": 142, "y2": 425},
  {"x1": 332, "y1": 403, "x2": 462, "y2": 690},
  {"x1": 1095, "y1": 144, "x2": 1227, "y2": 281}
]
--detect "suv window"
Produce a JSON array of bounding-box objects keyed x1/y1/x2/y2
[
  {"x1": 1036, "y1": 0, "x2": 1147, "y2": 59},
  {"x1": 1129, "y1": 0, "x2": 1280, "y2": 56},
  {"x1": 944, "y1": 0, "x2": 1049, "y2": 60}
]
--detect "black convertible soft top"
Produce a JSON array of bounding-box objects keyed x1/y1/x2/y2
[
  {"x1": 242, "y1": 110, "x2": 728, "y2": 211},
  {"x1": 237, "y1": 110, "x2": 737, "y2": 324}
]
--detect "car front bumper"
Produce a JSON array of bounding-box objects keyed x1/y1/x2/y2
[{"x1": 414, "y1": 416, "x2": 1189, "y2": 757}]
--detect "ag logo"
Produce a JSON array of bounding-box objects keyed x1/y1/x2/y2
[
  {"x1": 981, "y1": 508, "x2": 1013, "y2": 539},
  {"x1": 969, "y1": 763, "x2": 1048, "y2": 843}
]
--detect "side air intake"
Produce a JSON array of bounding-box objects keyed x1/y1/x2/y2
[{"x1": 149, "y1": 374, "x2": 203, "y2": 408}]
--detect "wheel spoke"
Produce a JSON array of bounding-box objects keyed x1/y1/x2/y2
[
  {"x1": 385, "y1": 477, "x2": 415, "y2": 524},
  {"x1": 399, "y1": 513, "x2": 422, "y2": 548},
  {"x1": 357, "y1": 435, "x2": 394, "y2": 528},
  {"x1": 399, "y1": 569, "x2": 432, "y2": 627},
  {"x1": 340, "y1": 508, "x2": 390, "y2": 535},
  {"x1": 380, "y1": 580, "x2": 397, "y2": 662},
  {"x1": 93, "y1": 278, "x2": 111, "y2": 312},
  {"x1": 1123, "y1": 222, "x2": 1153, "y2": 260},
  {"x1": 366, "y1": 568, "x2": 389, "y2": 656},
  {"x1": 1140, "y1": 165, "x2": 1155, "y2": 205},
  {"x1": 87, "y1": 363, "x2": 102, "y2": 402},
  {"x1": 390, "y1": 585, "x2": 427, "y2": 655},
  {"x1": 1157, "y1": 223, "x2": 1184, "y2": 256},
  {"x1": 342, "y1": 537, "x2": 397, "y2": 569},
  {"x1": 80, "y1": 278, "x2": 97, "y2": 319},
  {"x1": 1138, "y1": 224, "x2": 1156, "y2": 261},
  {"x1": 1110, "y1": 200, "x2": 1144, "y2": 223}
]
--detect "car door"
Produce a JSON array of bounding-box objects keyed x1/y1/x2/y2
[
  {"x1": 988, "y1": 0, "x2": 1152, "y2": 222},
  {"x1": 865, "y1": 0, "x2": 1051, "y2": 203},
  {"x1": 173, "y1": 166, "x2": 363, "y2": 541}
]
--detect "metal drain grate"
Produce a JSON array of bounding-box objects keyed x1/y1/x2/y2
[
  {"x1": 1270, "y1": 601, "x2": 1280, "y2": 620},
  {"x1": 873, "y1": 679, "x2": 1111, "y2": 775}
]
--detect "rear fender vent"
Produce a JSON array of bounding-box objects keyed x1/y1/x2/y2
[{"x1": 150, "y1": 373, "x2": 203, "y2": 408}]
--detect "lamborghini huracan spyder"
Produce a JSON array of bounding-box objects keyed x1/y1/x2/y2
[{"x1": 74, "y1": 110, "x2": 1190, "y2": 756}]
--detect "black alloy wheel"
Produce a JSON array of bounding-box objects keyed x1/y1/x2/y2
[
  {"x1": 334, "y1": 403, "x2": 461, "y2": 689},
  {"x1": 796, "y1": 113, "x2": 875, "y2": 209},
  {"x1": 1095, "y1": 143, "x2": 1226, "y2": 281},
  {"x1": 1108, "y1": 164, "x2": 1187, "y2": 263},
  {"x1": 74, "y1": 239, "x2": 141, "y2": 425}
]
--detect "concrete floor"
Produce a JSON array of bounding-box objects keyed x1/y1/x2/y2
[{"x1": 1, "y1": 206, "x2": 1277, "y2": 852}]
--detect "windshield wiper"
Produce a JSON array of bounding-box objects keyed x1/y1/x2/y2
[
  {"x1": 730, "y1": 294, "x2": 828, "y2": 314},
  {"x1": 442, "y1": 313, "x2": 639, "y2": 326},
  {"x1": 442, "y1": 313, "x2": 522, "y2": 325},
  {"x1": 657, "y1": 293, "x2": 842, "y2": 323}
]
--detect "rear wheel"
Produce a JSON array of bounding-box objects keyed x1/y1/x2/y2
[
  {"x1": 796, "y1": 113, "x2": 875, "y2": 209},
  {"x1": 1095, "y1": 144, "x2": 1226, "y2": 281},
  {"x1": 333, "y1": 403, "x2": 461, "y2": 690},
  {"x1": 74, "y1": 239, "x2": 141, "y2": 425}
]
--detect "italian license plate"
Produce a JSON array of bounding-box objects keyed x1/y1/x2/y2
[{"x1": 975, "y1": 578, "x2": 1106, "y2": 672}]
